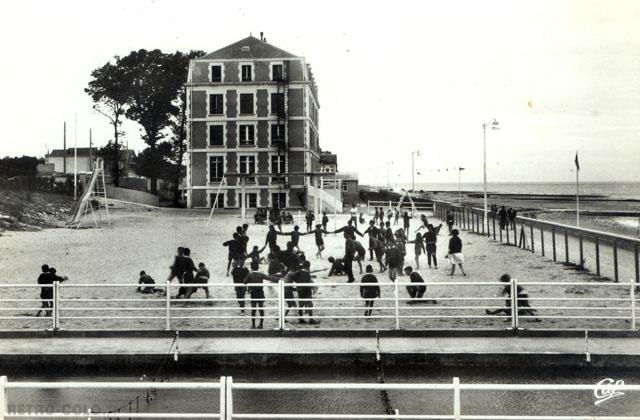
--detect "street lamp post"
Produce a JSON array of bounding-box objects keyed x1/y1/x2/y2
[
  {"x1": 386, "y1": 160, "x2": 393, "y2": 189},
  {"x1": 482, "y1": 119, "x2": 500, "y2": 232},
  {"x1": 457, "y1": 167, "x2": 465, "y2": 205},
  {"x1": 411, "y1": 150, "x2": 420, "y2": 192}
]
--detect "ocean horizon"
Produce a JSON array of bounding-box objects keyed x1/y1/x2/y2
[{"x1": 388, "y1": 181, "x2": 640, "y2": 200}]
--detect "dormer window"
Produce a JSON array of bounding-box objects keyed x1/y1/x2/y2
[
  {"x1": 210, "y1": 65, "x2": 222, "y2": 83},
  {"x1": 241, "y1": 46, "x2": 250, "y2": 52}
]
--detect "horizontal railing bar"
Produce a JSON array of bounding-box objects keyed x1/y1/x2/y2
[{"x1": 5, "y1": 382, "x2": 222, "y2": 389}]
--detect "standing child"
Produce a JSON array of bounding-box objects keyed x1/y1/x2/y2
[
  {"x1": 277, "y1": 225, "x2": 302, "y2": 250},
  {"x1": 403, "y1": 211, "x2": 411, "y2": 236},
  {"x1": 408, "y1": 233, "x2": 426, "y2": 269},
  {"x1": 423, "y1": 224, "x2": 441, "y2": 269},
  {"x1": 394, "y1": 208, "x2": 400, "y2": 225},
  {"x1": 360, "y1": 265, "x2": 380, "y2": 317},
  {"x1": 305, "y1": 210, "x2": 315, "y2": 233},
  {"x1": 244, "y1": 268, "x2": 280, "y2": 329},
  {"x1": 446, "y1": 210, "x2": 455, "y2": 235},
  {"x1": 290, "y1": 262, "x2": 318, "y2": 324},
  {"x1": 322, "y1": 211, "x2": 329, "y2": 233},
  {"x1": 307, "y1": 224, "x2": 330, "y2": 258},
  {"x1": 231, "y1": 260, "x2": 249, "y2": 312},
  {"x1": 447, "y1": 229, "x2": 466, "y2": 276}
]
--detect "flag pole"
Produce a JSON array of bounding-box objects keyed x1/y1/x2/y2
[{"x1": 576, "y1": 152, "x2": 580, "y2": 228}]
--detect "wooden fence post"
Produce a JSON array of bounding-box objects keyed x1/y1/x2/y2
[
  {"x1": 595, "y1": 237, "x2": 600, "y2": 276},
  {"x1": 552, "y1": 228, "x2": 557, "y2": 262}
]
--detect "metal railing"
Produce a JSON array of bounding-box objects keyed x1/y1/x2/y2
[
  {"x1": 1, "y1": 376, "x2": 639, "y2": 419},
  {"x1": 432, "y1": 200, "x2": 640, "y2": 284},
  {"x1": 367, "y1": 200, "x2": 433, "y2": 216},
  {"x1": 1, "y1": 279, "x2": 637, "y2": 331}
]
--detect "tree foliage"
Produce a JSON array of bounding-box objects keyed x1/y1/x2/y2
[
  {"x1": 86, "y1": 48, "x2": 204, "y2": 198},
  {"x1": 85, "y1": 62, "x2": 128, "y2": 186}
]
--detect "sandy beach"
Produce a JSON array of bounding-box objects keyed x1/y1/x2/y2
[{"x1": 0, "y1": 203, "x2": 635, "y2": 332}]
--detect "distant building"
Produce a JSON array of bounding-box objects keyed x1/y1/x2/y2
[
  {"x1": 184, "y1": 35, "x2": 321, "y2": 209},
  {"x1": 44, "y1": 148, "x2": 136, "y2": 180},
  {"x1": 319, "y1": 151, "x2": 337, "y2": 174},
  {"x1": 45, "y1": 148, "x2": 98, "y2": 174},
  {"x1": 337, "y1": 172, "x2": 359, "y2": 206}
]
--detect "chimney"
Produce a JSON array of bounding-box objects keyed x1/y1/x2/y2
[{"x1": 260, "y1": 32, "x2": 264, "y2": 41}]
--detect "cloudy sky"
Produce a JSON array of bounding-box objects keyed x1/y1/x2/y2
[{"x1": 1, "y1": 0, "x2": 639, "y2": 185}]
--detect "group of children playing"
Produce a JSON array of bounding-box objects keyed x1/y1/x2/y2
[{"x1": 128, "y1": 206, "x2": 537, "y2": 326}]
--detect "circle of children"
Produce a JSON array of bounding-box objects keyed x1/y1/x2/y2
[{"x1": 36, "y1": 205, "x2": 538, "y2": 327}]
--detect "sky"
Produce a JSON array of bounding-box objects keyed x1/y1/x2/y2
[{"x1": 1, "y1": 0, "x2": 639, "y2": 185}]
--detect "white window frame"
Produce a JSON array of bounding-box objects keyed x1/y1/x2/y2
[
  {"x1": 207, "y1": 93, "x2": 224, "y2": 116},
  {"x1": 238, "y1": 154, "x2": 257, "y2": 182},
  {"x1": 209, "y1": 63, "x2": 224, "y2": 83},
  {"x1": 239, "y1": 62, "x2": 254, "y2": 82},
  {"x1": 207, "y1": 154, "x2": 225, "y2": 183},
  {"x1": 207, "y1": 123, "x2": 225, "y2": 147},
  {"x1": 270, "y1": 154, "x2": 286, "y2": 174},
  {"x1": 238, "y1": 124, "x2": 256, "y2": 147},
  {"x1": 208, "y1": 192, "x2": 225, "y2": 208},
  {"x1": 238, "y1": 191, "x2": 259, "y2": 208},
  {"x1": 341, "y1": 182, "x2": 349, "y2": 192},
  {"x1": 270, "y1": 192, "x2": 288, "y2": 208},
  {"x1": 238, "y1": 92, "x2": 255, "y2": 115},
  {"x1": 269, "y1": 123, "x2": 285, "y2": 144},
  {"x1": 270, "y1": 61, "x2": 284, "y2": 81}
]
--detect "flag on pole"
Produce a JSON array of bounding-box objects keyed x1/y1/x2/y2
[{"x1": 574, "y1": 152, "x2": 580, "y2": 171}]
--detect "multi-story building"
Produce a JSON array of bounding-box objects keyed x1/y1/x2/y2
[{"x1": 184, "y1": 35, "x2": 321, "y2": 209}]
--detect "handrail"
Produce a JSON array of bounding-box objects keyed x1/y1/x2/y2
[
  {"x1": 432, "y1": 199, "x2": 640, "y2": 245},
  {"x1": 2, "y1": 376, "x2": 639, "y2": 420},
  {"x1": 0, "y1": 279, "x2": 637, "y2": 332}
]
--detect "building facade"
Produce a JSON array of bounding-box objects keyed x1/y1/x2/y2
[
  {"x1": 319, "y1": 151, "x2": 337, "y2": 174},
  {"x1": 185, "y1": 35, "x2": 321, "y2": 209}
]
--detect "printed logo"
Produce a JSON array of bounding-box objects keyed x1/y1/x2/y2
[{"x1": 594, "y1": 378, "x2": 625, "y2": 406}]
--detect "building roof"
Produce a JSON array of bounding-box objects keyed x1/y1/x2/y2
[
  {"x1": 200, "y1": 36, "x2": 298, "y2": 60},
  {"x1": 337, "y1": 172, "x2": 359, "y2": 181},
  {"x1": 47, "y1": 148, "x2": 98, "y2": 158},
  {"x1": 319, "y1": 152, "x2": 337, "y2": 165}
]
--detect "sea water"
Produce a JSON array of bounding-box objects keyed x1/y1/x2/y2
[{"x1": 401, "y1": 182, "x2": 640, "y2": 200}]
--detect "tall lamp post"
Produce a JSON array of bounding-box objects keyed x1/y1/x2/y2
[
  {"x1": 386, "y1": 160, "x2": 393, "y2": 189},
  {"x1": 411, "y1": 150, "x2": 420, "y2": 192},
  {"x1": 457, "y1": 167, "x2": 465, "y2": 205},
  {"x1": 482, "y1": 119, "x2": 500, "y2": 232}
]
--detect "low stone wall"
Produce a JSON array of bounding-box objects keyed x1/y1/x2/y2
[{"x1": 105, "y1": 185, "x2": 159, "y2": 207}]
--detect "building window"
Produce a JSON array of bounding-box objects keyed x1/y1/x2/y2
[
  {"x1": 240, "y1": 93, "x2": 254, "y2": 115},
  {"x1": 209, "y1": 156, "x2": 224, "y2": 182},
  {"x1": 210, "y1": 65, "x2": 222, "y2": 83},
  {"x1": 271, "y1": 155, "x2": 285, "y2": 174},
  {"x1": 241, "y1": 65, "x2": 252, "y2": 82},
  {"x1": 272, "y1": 64, "x2": 283, "y2": 81},
  {"x1": 270, "y1": 93, "x2": 284, "y2": 115},
  {"x1": 341, "y1": 183, "x2": 348, "y2": 192},
  {"x1": 209, "y1": 94, "x2": 223, "y2": 115},
  {"x1": 239, "y1": 125, "x2": 255, "y2": 146},
  {"x1": 209, "y1": 192, "x2": 225, "y2": 208},
  {"x1": 239, "y1": 155, "x2": 256, "y2": 182},
  {"x1": 209, "y1": 125, "x2": 224, "y2": 146},
  {"x1": 272, "y1": 192, "x2": 286, "y2": 209},
  {"x1": 242, "y1": 193, "x2": 258, "y2": 208},
  {"x1": 271, "y1": 124, "x2": 285, "y2": 143}
]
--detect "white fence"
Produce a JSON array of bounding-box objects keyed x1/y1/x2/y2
[
  {"x1": 0, "y1": 279, "x2": 638, "y2": 331},
  {"x1": 1, "y1": 376, "x2": 640, "y2": 419}
]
